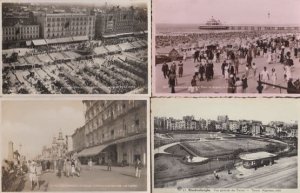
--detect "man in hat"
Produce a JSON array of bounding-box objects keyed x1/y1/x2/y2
[
  {"x1": 178, "y1": 61, "x2": 184, "y2": 77},
  {"x1": 161, "y1": 62, "x2": 169, "y2": 79}
]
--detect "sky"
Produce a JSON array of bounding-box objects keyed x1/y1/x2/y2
[
  {"x1": 1, "y1": 100, "x2": 85, "y2": 160},
  {"x1": 154, "y1": 0, "x2": 300, "y2": 25},
  {"x1": 152, "y1": 98, "x2": 300, "y2": 124}
]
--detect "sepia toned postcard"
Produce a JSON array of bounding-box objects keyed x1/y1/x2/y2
[
  {"x1": 1, "y1": 0, "x2": 150, "y2": 95},
  {"x1": 152, "y1": 0, "x2": 300, "y2": 96},
  {"x1": 151, "y1": 98, "x2": 299, "y2": 192},
  {"x1": 1, "y1": 98, "x2": 150, "y2": 192}
]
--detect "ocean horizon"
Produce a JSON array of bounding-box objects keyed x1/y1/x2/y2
[{"x1": 156, "y1": 23, "x2": 300, "y2": 34}]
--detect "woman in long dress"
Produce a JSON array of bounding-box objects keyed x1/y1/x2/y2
[
  {"x1": 271, "y1": 68, "x2": 277, "y2": 88},
  {"x1": 267, "y1": 51, "x2": 272, "y2": 64},
  {"x1": 224, "y1": 64, "x2": 229, "y2": 80},
  {"x1": 285, "y1": 65, "x2": 292, "y2": 81}
]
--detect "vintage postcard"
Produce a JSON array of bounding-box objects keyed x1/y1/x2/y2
[
  {"x1": 1, "y1": 99, "x2": 150, "y2": 192},
  {"x1": 152, "y1": 0, "x2": 300, "y2": 95},
  {"x1": 2, "y1": 0, "x2": 150, "y2": 95},
  {"x1": 152, "y1": 98, "x2": 299, "y2": 192}
]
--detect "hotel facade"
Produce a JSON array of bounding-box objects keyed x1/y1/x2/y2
[
  {"x1": 35, "y1": 13, "x2": 96, "y2": 40},
  {"x1": 73, "y1": 100, "x2": 147, "y2": 166}
]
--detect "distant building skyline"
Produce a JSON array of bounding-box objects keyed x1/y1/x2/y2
[
  {"x1": 152, "y1": 98, "x2": 300, "y2": 125},
  {"x1": 154, "y1": 115, "x2": 297, "y2": 125}
]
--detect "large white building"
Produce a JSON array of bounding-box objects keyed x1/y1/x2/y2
[{"x1": 35, "y1": 13, "x2": 96, "y2": 40}]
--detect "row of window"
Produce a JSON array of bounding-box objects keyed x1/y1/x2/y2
[
  {"x1": 3, "y1": 34, "x2": 38, "y2": 41},
  {"x1": 47, "y1": 22, "x2": 94, "y2": 27},
  {"x1": 4, "y1": 26, "x2": 38, "y2": 31},
  {"x1": 46, "y1": 26, "x2": 92, "y2": 31},
  {"x1": 86, "y1": 101, "x2": 136, "y2": 123},
  {"x1": 46, "y1": 16, "x2": 94, "y2": 22},
  {"x1": 86, "y1": 122, "x2": 141, "y2": 147},
  {"x1": 3, "y1": 30, "x2": 38, "y2": 35},
  {"x1": 45, "y1": 31, "x2": 93, "y2": 38}
]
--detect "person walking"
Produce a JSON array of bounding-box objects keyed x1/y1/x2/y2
[
  {"x1": 161, "y1": 62, "x2": 169, "y2": 79},
  {"x1": 107, "y1": 158, "x2": 112, "y2": 171},
  {"x1": 88, "y1": 159, "x2": 93, "y2": 170},
  {"x1": 65, "y1": 159, "x2": 71, "y2": 177},
  {"x1": 271, "y1": 68, "x2": 277, "y2": 89},
  {"x1": 260, "y1": 66, "x2": 270, "y2": 90},
  {"x1": 234, "y1": 58, "x2": 239, "y2": 74},
  {"x1": 242, "y1": 74, "x2": 248, "y2": 93},
  {"x1": 28, "y1": 161, "x2": 39, "y2": 190},
  {"x1": 194, "y1": 50, "x2": 200, "y2": 62},
  {"x1": 199, "y1": 63, "x2": 205, "y2": 81},
  {"x1": 178, "y1": 60, "x2": 184, "y2": 77},
  {"x1": 252, "y1": 63, "x2": 257, "y2": 78},
  {"x1": 135, "y1": 159, "x2": 143, "y2": 178},
  {"x1": 227, "y1": 74, "x2": 236, "y2": 93},
  {"x1": 71, "y1": 159, "x2": 77, "y2": 177},
  {"x1": 224, "y1": 63, "x2": 229, "y2": 80},
  {"x1": 235, "y1": 77, "x2": 243, "y2": 93},
  {"x1": 189, "y1": 75, "x2": 198, "y2": 93},
  {"x1": 168, "y1": 70, "x2": 177, "y2": 93},
  {"x1": 221, "y1": 60, "x2": 227, "y2": 78},
  {"x1": 170, "y1": 62, "x2": 177, "y2": 75}
]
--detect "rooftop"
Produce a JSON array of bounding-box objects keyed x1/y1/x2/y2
[{"x1": 239, "y1": 151, "x2": 277, "y2": 161}]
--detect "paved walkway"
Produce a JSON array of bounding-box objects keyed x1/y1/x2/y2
[
  {"x1": 155, "y1": 55, "x2": 300, "y2": 94},
  {"x1": 22, "y1": 165, "x2": 147, "y2": 191}
]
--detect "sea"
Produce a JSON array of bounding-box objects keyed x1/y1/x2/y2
[{"x1": 156, "y1": 23, "x2": 238, "y2": 35}]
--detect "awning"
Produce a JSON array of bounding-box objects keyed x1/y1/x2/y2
[
  {"x1": 56, "y1": 37, "x2": 73, "y2": 43},
  {"x1": 93, "y1": 46, "x2": 108, "y2": 55},
  {"x1": 77, "y1": 144, "x2": 108, "y2": 157},
  {"x1": 72, "y1": 36, "x2": 89, "y2": 42},
  {"x1": 105, "y1": 45, "x2": 121, "y2": 53},
  {"x1": 45, "y1": 39, "x2": 58, "y2": 44},
  {"x1": 119, "y1": 42, "x2": 134, "y2": 51},
  {"x1": 32, "y1": 39, "x2": 47, "y2": 46},
  {"x1": 131, "y1": 41, "x2": 143, "y2": 48},
  {"x1": 110, "y1": 133, "x2": 146, "y2": 145},
  {"x1": 76, "y1": 133, "x2": 146, "y2": 157},
  {"x1": 103, "y1": 32, "x2": 133, "y2": 38}
]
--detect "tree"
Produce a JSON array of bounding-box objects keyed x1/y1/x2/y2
[{"x1": 266, "y1": 144, "x2": 280, "y2": 153}]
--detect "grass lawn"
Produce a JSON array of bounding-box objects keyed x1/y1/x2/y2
[
  {"x1": 179, "y1": 138, "x2": 285, "y2": 157},
  {"x1": 154, "y1": 154, "x2": 234, "y2": 187}
]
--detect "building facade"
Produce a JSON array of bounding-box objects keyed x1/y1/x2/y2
[
  {"x1": 95, "y1": 6, "x2": 147, "y2": 38},
  {"x1": 72, "y1": 126, "x2": 86, "y2": 153},
  {"x1": 77, "y1": 100, "x2": 147, "y2": 166},
  {"x1": 39, "y1": 131, "x2": 67, "y2": 160},
  {"x1": 35, "y1": 13, "x2": 96, "y2": 39},
  {"x1": 2, "y1": 23, "x2": 39, "y2": 47},
  {"x1": 229, "y1": 120, "x2": 240, "y2": 132}
]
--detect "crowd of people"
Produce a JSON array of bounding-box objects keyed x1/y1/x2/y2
[{"x1": 158, "y1": 31, "x2": 300, "y2": 94}]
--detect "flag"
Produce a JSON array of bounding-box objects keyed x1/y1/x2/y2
[
  {"x1": 16, "y1": 27, "x2": 20, "y2": 35},
  {"x1": 64, "y1": 20, "x2": 70, "y2": 28}
]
